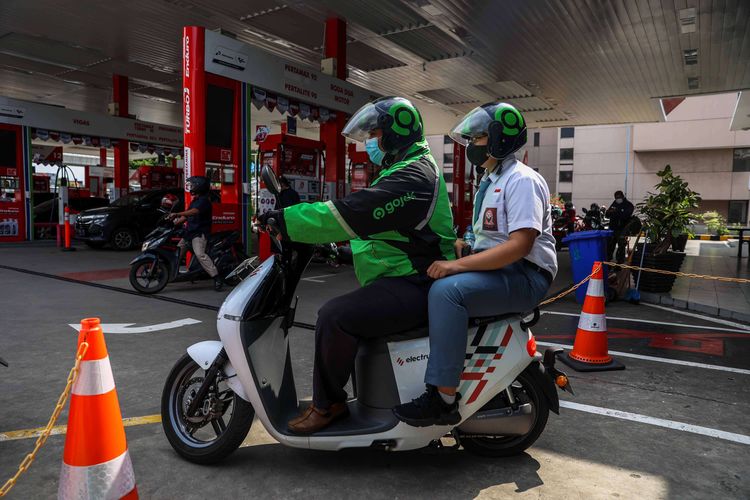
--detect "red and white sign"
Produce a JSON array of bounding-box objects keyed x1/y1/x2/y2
[
  {"x1": 183, "y1": 26, "x2": 207, "y2": 198},
  {"x1": 31, "y1": 145, "x2": 63, "y2": 165},
  {"x1": 254, "y1": 125, "x2": 269, "y2": 143}
]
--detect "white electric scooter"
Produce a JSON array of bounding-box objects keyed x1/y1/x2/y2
[{"x1": 160, "y1": 167, "x2": 572, "y2": 463}]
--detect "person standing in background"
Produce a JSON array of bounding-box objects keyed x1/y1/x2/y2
[
  {"x1": 274, "y1": 175, "x2": 301, "y2": 209},
  {"x1": 606, "y1": 190, "x2": 634, "y2": 263}
]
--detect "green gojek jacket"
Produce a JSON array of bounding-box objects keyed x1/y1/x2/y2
[{"x1": 278, "y1": 140, "x2": 456, "y2": 287}]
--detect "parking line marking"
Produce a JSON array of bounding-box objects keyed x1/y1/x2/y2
[
  {"x1": 537, "y1": 341, "x2": 750, "y2": 375},
  {"x1": 640, "y1": 303, "x2": 750, "y2": 331},
  {"x1": 560, "y1": 401, "x2": 750, "y2": 446},
  {"x1": 301, "y1": 274, "x2": 332, "y2": 283},
  {"x1": 541, "y1": 310, "x2": 750, "y2": 333},
  {"x1": 0, "y1": 415, "x2": 161, "y2": 442}
]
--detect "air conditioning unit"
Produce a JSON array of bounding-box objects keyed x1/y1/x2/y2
[{"x1": 321, "y1": 57, "x2": 337, "y2": 76}]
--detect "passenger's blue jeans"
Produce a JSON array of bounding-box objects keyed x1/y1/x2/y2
[{"x1": 424, "y1": 261, "x2": 550, "y2": 388}]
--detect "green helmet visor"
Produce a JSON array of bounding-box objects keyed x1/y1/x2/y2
[
  {"x1": 342, "y1": 102, "x2": 381, "y2": 143},
  {"x1": 448, "y1": 106, "x2": 493, "y2": 146}
]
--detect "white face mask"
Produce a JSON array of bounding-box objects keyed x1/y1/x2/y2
[{"x1": 615, "y1": 198, "x2": 624, "y2": 204}]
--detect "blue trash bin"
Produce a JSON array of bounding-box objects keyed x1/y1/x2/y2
[{"x1": 562, "y1": 230, "x2": 613, "y2": 303}]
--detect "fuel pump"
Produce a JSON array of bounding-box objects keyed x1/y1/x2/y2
[
  {"x1": 257, "y1": 132, "x2": 325, "y2": 211},
  {"x1": 347, "y1": 143, "x2": 377, "y2": 192}
]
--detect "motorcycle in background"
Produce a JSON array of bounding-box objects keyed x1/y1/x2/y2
[
  {"x1": 128, "y1": 216, "x2": 248, "y2": 294},
  {"x1": 581, "y1": 203, "x2": 608, "y2": 230}
]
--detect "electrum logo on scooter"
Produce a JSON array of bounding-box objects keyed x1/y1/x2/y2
[
  {"x1": 372, "y1": 192, "x2": 416, "y2": 220},
  {"x1": 396, "y1": 354, "x2": 429, "y2": 366}
]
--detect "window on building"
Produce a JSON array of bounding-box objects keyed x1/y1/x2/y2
[
  {"x1": 443, "y1": 153, "x2": 453, "y2": 165},
  {"x1": 443, "y1": 172, "x2": 453, "y2": 183},
  {"x1": 560, "y1": 127, "x2": 575, "y2": 138},
  {"x1": 558, "y1": 192, "x2": 572, "y2": 202},
  {"x1": 559, "y1": 170, "x2": 573, "y2": 183},
  {"x1": 533, "y1": 132, "x2": 540, "y2": 147},
  {"x1": 728, "y1": 200, "x2": 748, "y2": 224},
  {"x1": 733, "y1": 148, "x2": 750, "y2": 172},
  {"x1": 560, "y1": 148, "x2": 574, "y2": 162}
]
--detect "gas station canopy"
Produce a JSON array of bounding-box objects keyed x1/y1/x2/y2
[{"x1": 0, "y1": 0, "x2": 747, "y2": 131}]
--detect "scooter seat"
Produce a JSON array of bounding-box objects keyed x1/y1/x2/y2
[{"x1": 362, "y1": 312, "x2": 527, "y2": 345}]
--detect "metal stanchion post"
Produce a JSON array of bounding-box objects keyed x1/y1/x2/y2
[{"x1": 61, "y1": 205, "x2": 76, "y2": 252}]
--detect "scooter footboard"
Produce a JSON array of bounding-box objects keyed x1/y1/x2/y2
[{"x1": 187, "y1": 340, "x2": 249, "y2": 401}]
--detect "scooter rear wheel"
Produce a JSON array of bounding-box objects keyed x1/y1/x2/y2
[
  {"x1": 459, "y1": 371, "x2": 550, "y2": 457},
  {"x1": 161, "y1": 353, "x2": 255, "y2": 464},
  {"x1": 129, "y1": 260, "x2": 169, "y2": 294}
]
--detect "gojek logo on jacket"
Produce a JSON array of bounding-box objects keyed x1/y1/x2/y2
[{"x1": 372, "y1": 192, "x2": 416, "y2": 220}]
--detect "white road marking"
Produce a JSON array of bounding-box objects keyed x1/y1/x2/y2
[
  {"x1": 68, "y1": 318, "x2": 202, "y2": 334},
  {"x1": 640, "y1": 303, "x2": 750, "y2": 331},
  {"x1": 560, "y1": 400, "x2": 750, "y2": 446},
  {"x1": 537, "y1": 341, "x2": 750, "y2": 375},
  {"x1": 301, "y1": 274, "x2": 332, "y2": 283},
  {"x1": 541, "y1": 310, "x2": 750, "y2": 333}
]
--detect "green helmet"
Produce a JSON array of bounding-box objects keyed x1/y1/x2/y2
[
  {"x1": 449, "y1": 102, "x2": 527, "y2": 159},
  {"x1": 342, "y1": 96, "x2": 424, "y2": 154}
]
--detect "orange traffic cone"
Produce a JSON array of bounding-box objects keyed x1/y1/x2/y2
[
  {"x1": 58, "y1": 318, "x2": 138, "y2": 500},
  {"x1": 560, "y1": 262, "x2": 625, "y2": 372}
]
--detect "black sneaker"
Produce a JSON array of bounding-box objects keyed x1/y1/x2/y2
[
  {"x1": 392, "y1": 385, "x2": 461, "y2": 427},
  {"x1": 213, "y1": 276, "x2": 224, "y2": 291}
]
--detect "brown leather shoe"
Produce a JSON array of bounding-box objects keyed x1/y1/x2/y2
[{"x1": 287, "y1": 403, "x2": 349, "y2": 434}]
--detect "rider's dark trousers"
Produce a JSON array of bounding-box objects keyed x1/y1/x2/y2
[{"x1": 313, "y1": 275, "x2": 432, "y2": 409}]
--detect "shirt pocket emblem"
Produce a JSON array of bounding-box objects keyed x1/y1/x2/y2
[{"x1": 482, "y1": 207, "x2": 498, "y2": 231}]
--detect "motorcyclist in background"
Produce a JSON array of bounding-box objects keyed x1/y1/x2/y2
[
  {"x1": 168, "y1": 176, "x2": 224, "y2": 291},
  {"x1": 259, "y1": 97, "x2": 456, "y2": 434}
]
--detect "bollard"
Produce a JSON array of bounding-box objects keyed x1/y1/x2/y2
[{"x1": 61, "y1": 205, "x2": 76, "y2": 252}]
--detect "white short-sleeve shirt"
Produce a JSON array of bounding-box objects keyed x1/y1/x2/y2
[{"x1": 472, "y1": 156, "x2": 558, "y2": 277}]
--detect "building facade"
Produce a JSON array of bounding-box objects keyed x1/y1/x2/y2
[{"x1": 523, "y1": 93, "x2": 750, "y2": 224}]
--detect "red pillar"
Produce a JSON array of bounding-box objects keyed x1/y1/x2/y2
[
  {"x1": 320, "y1": 17, "x2": 347, "y2": 200},
  {"x1": 182, "y1": 26, "x2": 207, "y2": 208},
  {"x1": 113, "y1": 74, "x2": 129, "y2": 198}
]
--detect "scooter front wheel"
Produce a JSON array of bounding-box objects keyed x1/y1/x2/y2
[
  {"x1": 129, "y1": 260, "x2": 169, "y2": 294},
  {"x1": 161, "y1": 353, "x2": 255, "y2": 464}
]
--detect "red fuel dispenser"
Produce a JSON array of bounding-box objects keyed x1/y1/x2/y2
[
  {"x1": 347, "y1": 143, "x2": 378, "y2": 192},
  {"x1": 0, "y1": 124, "x2": 26, "y2": 242},
  {"x1": 258, "y1": 132, "x2": 325, "y2": 207}
]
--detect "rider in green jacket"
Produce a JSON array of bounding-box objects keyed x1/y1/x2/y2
[{"x1": 260, "y1": 96, "x2": 455, "y2": 434}]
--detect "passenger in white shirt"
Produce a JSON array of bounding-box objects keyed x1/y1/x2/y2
[{"x1": 394, "y1": 102, "x2": 558, "y2": 426}]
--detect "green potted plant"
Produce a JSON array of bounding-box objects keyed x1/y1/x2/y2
[
  {"x1": 634, "y1": 165, "x2": 701, "y2": 292},
  {"x1": 699, "y1": 211, "x2": 729, "y2": 240}
]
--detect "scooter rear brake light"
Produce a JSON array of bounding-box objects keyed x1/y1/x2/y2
[{"x1": 526, "y1": 336, "x2": 537, "y2": 357}]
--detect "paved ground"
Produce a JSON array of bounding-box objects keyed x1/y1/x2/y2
[
  {"x1": 1, "y1": 243, "x2": 749, "y2": 499},
  {"x1": 637, "y1": 240, "x2": 750, "y2": 323}
]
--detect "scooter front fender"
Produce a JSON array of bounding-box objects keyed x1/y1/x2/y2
[
  {"x1": 522, "y1": 359, "x2": 560, "y2": 414},
  {"x1": 129, "y1": 253, "x2": 157, "y2": 267},
  {"x1": 187, "y1": 340, "x2": 250, "y2": 402}
]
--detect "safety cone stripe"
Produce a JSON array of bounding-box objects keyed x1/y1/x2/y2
[
  {"x1": 578, "y1": 312, "x2": 607, "y2": 332},
  {"x1": 59, "y1": 450, "x2": 136, "y2": 500},
  {"x1": 586, "y1": 278, "x2": 604, "y2": 298},
  {"x1": 72, "y1": 356, "x2": 115, "y2": 396},
  {"x1": 581, "y1": 294, "x2": 605, "y2": 315},
  {"x1": 63, "y1": 391, "x2": 127, "y2": 466}
]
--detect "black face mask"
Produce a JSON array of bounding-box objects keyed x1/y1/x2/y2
[{"x1": 466, "y1": 144, "x2": 489, "y2": 166}]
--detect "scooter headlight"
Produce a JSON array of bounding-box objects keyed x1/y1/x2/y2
[{"x1": 143, "y1": 235, "x2": 169, "y2": 251}]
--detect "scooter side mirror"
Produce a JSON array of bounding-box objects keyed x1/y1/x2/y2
[{"x1": 262, "y1": 166, "x2": 282, "y2": 196}]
